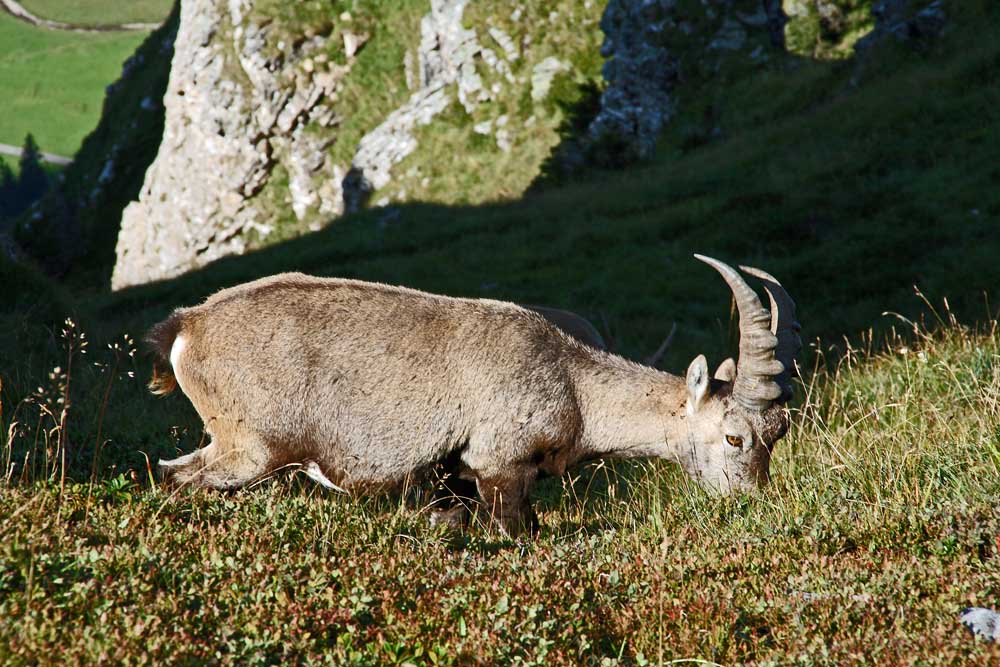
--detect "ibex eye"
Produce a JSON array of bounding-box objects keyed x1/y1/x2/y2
[{"x1": 725, "y1": 435, "x2": 743, "y2": 448}]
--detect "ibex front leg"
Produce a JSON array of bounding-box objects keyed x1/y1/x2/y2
[
  {"x1": 475, "y1": 465, "x2": 539, "y2": 538},
  {"x1": 428, "y1": 473, "x2": 477, "y2": 531}
]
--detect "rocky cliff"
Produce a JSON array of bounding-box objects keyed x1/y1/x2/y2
[
  {"x1": 108, "y1": 0, "x2": 805, "y2": 290},
  {"x1": 109, "y1": 0, "x2": 606, "y2": 289},
  {"x1": 23, "y1": 0, "x2": 929, "y2": 290}
]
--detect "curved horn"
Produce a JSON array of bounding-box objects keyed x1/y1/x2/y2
[
  {"x1": 739, "y1": 265, "x2": 801, "y2": 403},
  {"x1": 694, "y1": 254, "x2": 783, "y2": 412}
]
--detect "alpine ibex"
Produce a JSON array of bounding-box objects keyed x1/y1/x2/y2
[{"x1": 147, "y1": 255, "x2": 800, "y2": 536}]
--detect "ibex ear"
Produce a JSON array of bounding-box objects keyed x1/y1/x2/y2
[
  {"x1": 686, "y1": 354, "x2": 710, "y2": 414},
  {"x1": 714, "y1": 357, "x2": 737, "y2": 383}
]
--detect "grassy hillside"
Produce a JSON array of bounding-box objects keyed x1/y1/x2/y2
[
  {"x1": 2, "y1": 1, "x2": 1000, "y2": 663},
  {"x1": 0, "y1": 13, "x2": 155, "y2": 156},
  {"x1": 17, "y1": 0, "x2": 172, "y2": 25},
  {"x1": 2, "y1": 319, "x2": 999, "y2": 664}
]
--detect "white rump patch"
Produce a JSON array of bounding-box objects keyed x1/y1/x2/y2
[
  {"x1": 169, "y1": 335, "x2": 189, "y2": 394},
  {"x1": 169, "y1": 335, "x2": 186, "y2": 369},
  {"x1": 302, "y1": 461, "x2": 348, "y2": 494}
]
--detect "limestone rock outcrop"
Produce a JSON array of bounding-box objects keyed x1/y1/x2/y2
[
  {"x1": 111, "y1": 0, "x2": 785, "y2": 290},
  {"x1": 112, "y1": 0, "x2": 361, "y2": 289},
  {"x1": 112, "y1": 0, "x2": 607, "y2": 289}
]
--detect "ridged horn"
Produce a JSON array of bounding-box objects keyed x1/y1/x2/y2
[
  {"x1": 739, "y1": 265, "x2": 801, "y2": 403},
  {"x1": 694, "y1": 254, "x2": 783, "y2": 412}
]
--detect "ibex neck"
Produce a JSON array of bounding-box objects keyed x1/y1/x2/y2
[{"x1": 567, "y1": 349, "x2": 689, "y2": 463}]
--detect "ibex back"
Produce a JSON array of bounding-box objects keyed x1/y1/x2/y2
[{"x1": 147, "y1": 255, "x2": 800, "y2": 536}]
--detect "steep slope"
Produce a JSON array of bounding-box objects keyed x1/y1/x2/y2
[
  {"x1": 106, "y1": 0, "x2": 793, "y2": 289},
  {"x1": 108, "y1": 0, "x2": 608, "y2": 289},
  {"x1": 12, "y1": 5, "x2": 178, "y2": 282}
]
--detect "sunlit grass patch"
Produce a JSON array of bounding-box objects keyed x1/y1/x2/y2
[
  {"x1": 16, "y1": 0, "x2": 172, "y2": 26},
  {"x1": 2, "y1": 312, "x2": 1000, "y2": 664},
  {"x1": 0, "y1": 13, "x2": 152, "y2": 156}
]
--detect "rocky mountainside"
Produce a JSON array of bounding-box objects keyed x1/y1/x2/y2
[
  {"x1": 17, "y1": 0, "x2": 948, "y2": 290},
  {"x1": 111, "y1": 0, "x2": 612, "y2": 289}
]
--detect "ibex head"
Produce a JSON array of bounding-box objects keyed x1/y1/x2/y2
[{"x1": 675, "y1": 256, "x2": 801, "y2": 494}]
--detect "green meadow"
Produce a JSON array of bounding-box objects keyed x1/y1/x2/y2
[
  {"x1": 18, "y1": 0, "x2": 172, "y2": 26},
  {"x1": 0, "y1": 12, "x2": 153, "y2": 156},
  {"x1": 2, "y1": 0, "x2": 1000, "y2": 664}
]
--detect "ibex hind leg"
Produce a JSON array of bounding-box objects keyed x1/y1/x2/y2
[{"x1": 158, "y1": 434, "x2": 271, "y2": 491}]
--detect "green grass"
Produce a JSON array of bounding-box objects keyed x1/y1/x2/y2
[
  {"x1": 17, "y1": 0, "x2": 172, "y2": 25},
  {"x1": 2, "y1": 317, "x2": 999, "y2": 664},
  {"x1": 0, "y1": 12, "x2": 152, "y2": 155},
  {"x1": 3, "y1": 2, "x2": 1000, "y2": 663}
]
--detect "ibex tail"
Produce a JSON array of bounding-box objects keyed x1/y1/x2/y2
[{"x1": 145, "y1": 311, "x2": 184, "y2": 396}]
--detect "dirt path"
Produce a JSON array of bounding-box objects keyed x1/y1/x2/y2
[
  {"x1": 0, "y1": 0, "x2": 159, "y2": 32},
  {"x1": 0, "y1": 142, "x2": 72, "y2": 166}
]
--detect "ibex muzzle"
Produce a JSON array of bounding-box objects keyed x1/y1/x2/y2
[{"x1": 146, "y1": 255, "x2": 800, "y2": 536}]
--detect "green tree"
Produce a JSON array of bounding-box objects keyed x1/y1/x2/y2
[
  {"x1": 0, "y1": 157, "x2": 16, "y2": 219},
  {"x1": 17, "y1": 133, "x2": 49, "y2": 206}
]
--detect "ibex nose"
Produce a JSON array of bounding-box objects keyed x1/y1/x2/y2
[{"x1": 715, "y1": 468, "x2": 769, "y2": 495}]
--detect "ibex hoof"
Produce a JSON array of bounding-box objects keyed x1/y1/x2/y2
[{"x1": 428, "y1": 505, "x2": 470, "y2": 532}]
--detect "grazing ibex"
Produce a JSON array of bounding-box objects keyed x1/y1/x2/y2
[{"x1": 147, "y1": 255, "x2": 799, "y2": 536}]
